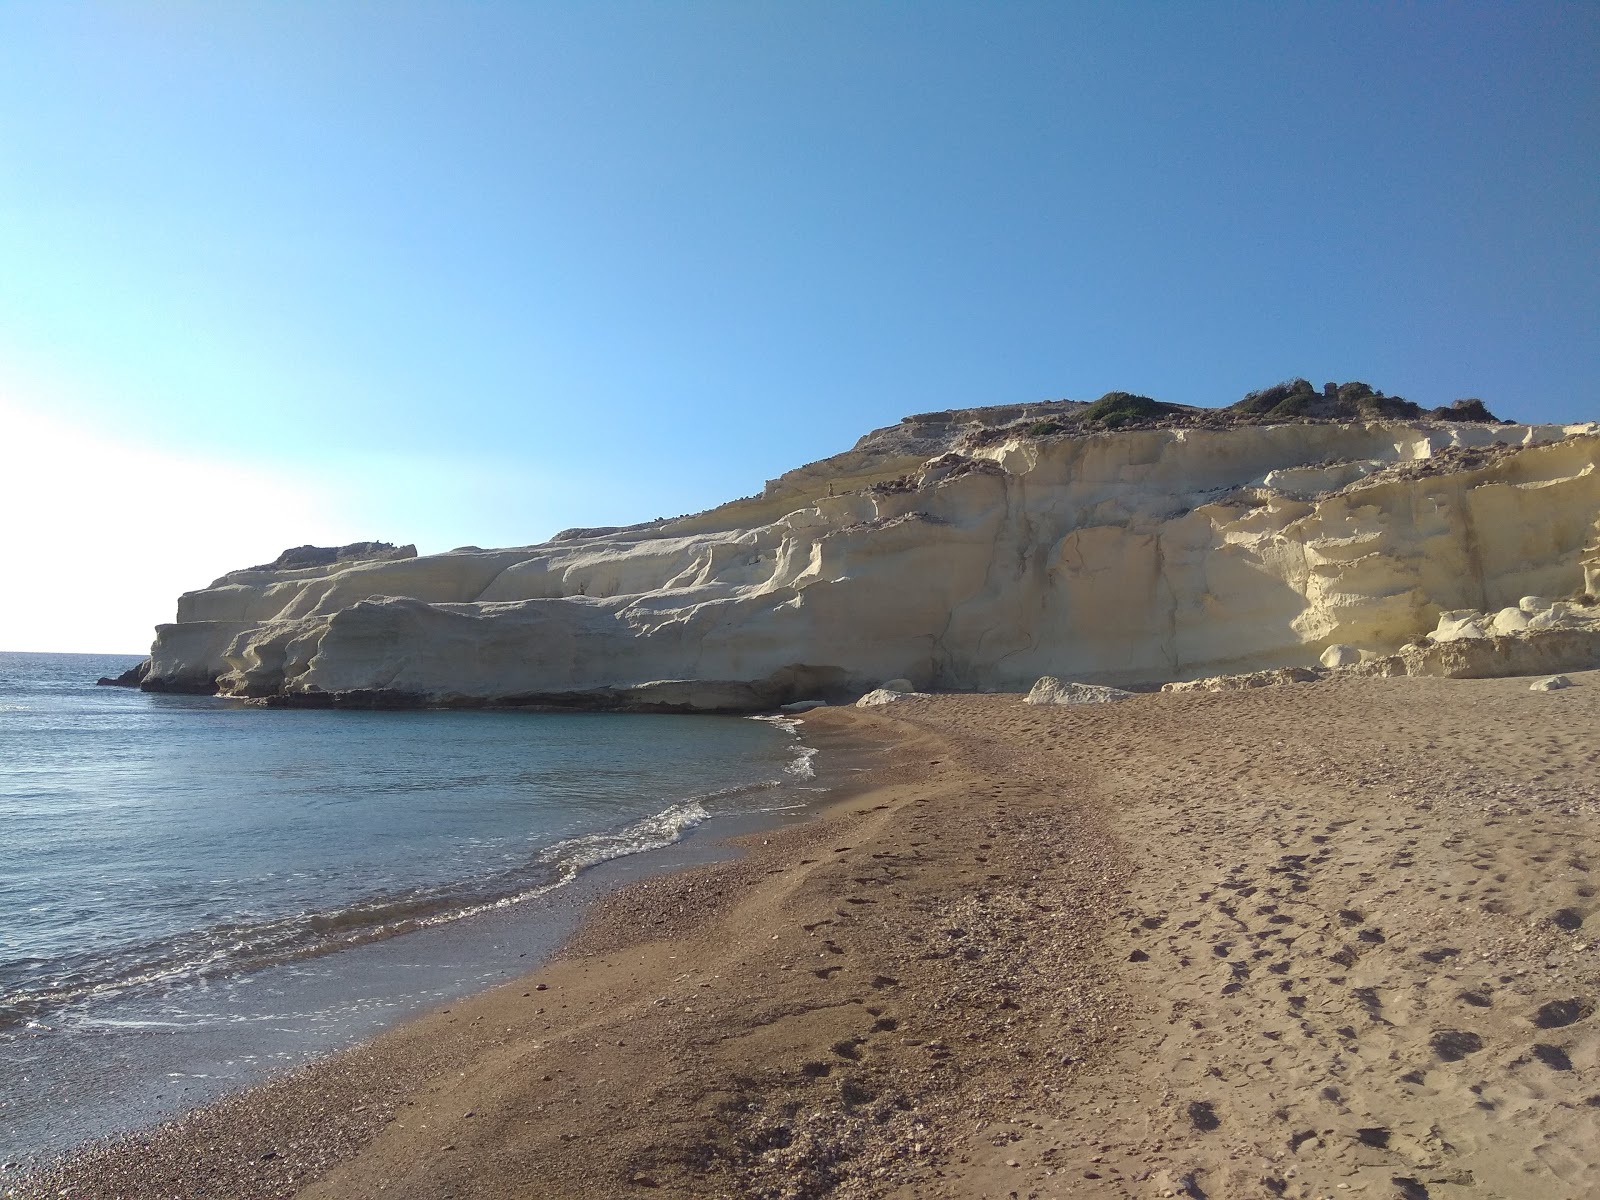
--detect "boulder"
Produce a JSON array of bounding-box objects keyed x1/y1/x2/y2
[
  {"x1": 1429, "y1": 611, "x2": 1489, "y2": 642},
  {"x1": 1530, "y1": 675, "x2": 1573, "y2": 691},
  {"x1": 1024, "y1": 677, "x2": 1133, "y2": 705},
  {"x1": 856, "y1": 688, "x2": 916, "y2": 708},
  {"x1": 1489, "y1": 607, "x2": 1531, "y2": 635},
  {"x1": 1528, "y1": 602, "x2": 1588, "y2": 631},
  {"x1": 1319, "y1": 644, "x2": 1362, "y2": 669}
]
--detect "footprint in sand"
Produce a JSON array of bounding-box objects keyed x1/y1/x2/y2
[
  {"x1": 1429, "y1": 1030, "x2": 1484, "y2": 1061},
  {"x1": 1328, "y1": 945, "x2": 1359, "y2": 968},
  {"x1": 1531, "y1": 998, "x2": 1593, "y2": 1029},
  {"x1": 837, "y1": 1078, "x2": 874, "y2": 1106},
  {"x1": 1531, "y1": 1043, "x2": 1573, "y2": 1071},
  {"x1": 1351, "y1": 987, "x2": 1384, "y2": 1020}
]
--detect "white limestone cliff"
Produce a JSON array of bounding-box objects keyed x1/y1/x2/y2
[{"x1": 136, "y1": 409, "x2": 1600, "y2": 710}]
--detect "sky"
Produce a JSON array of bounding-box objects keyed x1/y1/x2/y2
[{"x1": 1, "y1": 2, "x2": 1595, "y2": 653}]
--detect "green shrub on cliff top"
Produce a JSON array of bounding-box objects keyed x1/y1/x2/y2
[
  {"x1": 1228, "y1": 378, "x2": 1461, "y2": 421},
  {"x1": 1338, "y1": 381, "x2": 1423, "y2": 420},
  {"x1": 1081, "y1": 391, "x2": 1182, "y2": 428},
  {"x1": 1230, "y1": 378, "x2": 1318, "y2": 416}
]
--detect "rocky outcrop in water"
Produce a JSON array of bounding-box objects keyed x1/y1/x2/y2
[
  {"x1": 96, "y1": 660, "x2": 150, "y2": 688},
  {"x1": 129, "y1": 387, "x2": 1600, "y2": 710}
]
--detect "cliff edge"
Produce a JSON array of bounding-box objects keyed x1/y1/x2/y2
[{"x1": 127, "y1": 385, "x2": 1600, "y2": 710}]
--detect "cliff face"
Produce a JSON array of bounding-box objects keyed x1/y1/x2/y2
[{"x1": 140, "y1": 413, "x2": 1600, "y2": 709}]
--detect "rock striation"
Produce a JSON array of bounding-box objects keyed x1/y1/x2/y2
[{"x1": 129, "y1": 389, "x2": 1600, "y2": 710}]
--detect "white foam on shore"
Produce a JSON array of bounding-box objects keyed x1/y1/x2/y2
[
  {"x1": 746, "y1": 714, "x2": 802, "y2": 731},
  {"x1": 786, "y1": 745, "x2": 819, "y2": 778},
  {"x1": 537, "y1": 798, "x2": 712, "y2": 883},
  {"x1": 745, "y1": 713, "x2": 818, "y2": 780},
  {"x1": 740, "y1": 798, "x2": 814, "y2": 813}
]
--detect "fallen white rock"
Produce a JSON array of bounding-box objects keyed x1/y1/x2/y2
[
  {"x1": 1024, "y1": 677, "x2": 1133, "y2": 705},
  {"x1": 1528, "y1": 602, "x2": 1590, "y2": 631},
  {"x1": 855, "y1": 688, "x2": 928, "y2": 707},
  {"x1": 1163, "y1": 667, "x2": 1321, "y2": 693},
  {"x1": 1429, "y1": 611, "x2": 1489, "y2": 642},
  {"x1": 1530, "y1": 675, "x2": 1572, "y2": 691},
  {"x1": 1355, "y1": 626, "x2": 1600, "y2": 680},
  {"x1": 1489, "y1": 607, "x2": 1531, "y2": 635},
  {"x1": 1319, "y1": 644, "x2": 1362, "y2": 669}
]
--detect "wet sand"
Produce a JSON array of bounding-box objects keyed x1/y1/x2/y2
[{"x1": 13, "y1": 672, "x2": 1599, "y2": 1199}]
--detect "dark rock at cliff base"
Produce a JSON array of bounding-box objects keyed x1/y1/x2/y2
[
  {"x1": 249, "y1": 542, "x2": 418, "y2": 572},
  {"x1": 96, "y1": 660, "x2": 151, "y2": 688},
  {"x1": 139, "y1": 673, "x2": 220, "y2": 696}
]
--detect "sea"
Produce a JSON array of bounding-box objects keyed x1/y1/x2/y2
[{"x1": 0, "y1": 651, "x2": 825, "y2": 1164}]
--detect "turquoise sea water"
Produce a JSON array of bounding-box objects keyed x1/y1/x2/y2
[{"x1": 0, "y1": 651, "x2": 816, "y2": 1160}]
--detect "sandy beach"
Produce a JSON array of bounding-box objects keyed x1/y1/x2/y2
[{"x1": 15, "y1": 671, "x2": 1599, "y2": 1200}]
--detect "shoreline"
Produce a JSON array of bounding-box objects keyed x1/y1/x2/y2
[
  {"x1": 0, "y1": 710, "x2": 853, "y2": 1168},
  {"x1": 13, "y1": 673, "x2": 1600, "y2": 1199},
  {"x1": 2, "y1": 713, "x2": 898, "y2": 1182}
]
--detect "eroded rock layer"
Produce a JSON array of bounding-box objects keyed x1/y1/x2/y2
[{"x1": 139, "y1": 408, "x2": 1600, "y2": 709}]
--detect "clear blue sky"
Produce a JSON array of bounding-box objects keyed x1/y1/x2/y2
[{"x1": 1, "y1": 2, "x2": 1595, "y2": 651}]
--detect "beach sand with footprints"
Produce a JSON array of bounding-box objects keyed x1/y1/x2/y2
[{"x1": 17, "y1": 672, "x2": 1599, "y2": 1199}]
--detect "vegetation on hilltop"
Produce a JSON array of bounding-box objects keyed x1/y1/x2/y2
[
  {"x1": 1228, "y1": 379, "x2": 1500, "y2": 423},
  {"x1": 1011, "y1": 380, "x2": 1503, "y2": 439},
  {"x1": 1025, "y1": 392, "x2": 1184, "y2": 436}
]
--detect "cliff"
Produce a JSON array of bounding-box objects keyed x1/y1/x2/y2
[{"x1": 130, "y1": 394, "x2": 1600, "y2": 710}]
